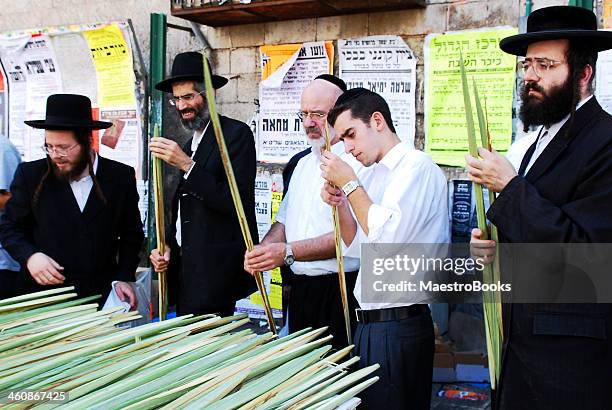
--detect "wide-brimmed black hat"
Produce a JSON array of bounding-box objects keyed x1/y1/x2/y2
[
  {"x1": 155, "y1": 51, "x2": 228, "y2": 92},
  {"x1": 24, "y1": 94, "x2": 112, "y2": 130},
  {"x1": 500, "y1": 6, "x2": 612, "y2": 56}
]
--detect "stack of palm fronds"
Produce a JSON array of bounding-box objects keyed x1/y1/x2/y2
[
  {"x1": 0, "y1": 287, "x2": 378, "y2": 409},
  {"x1": 459, "y1": 53, "x2": 504, "y2": 390}
]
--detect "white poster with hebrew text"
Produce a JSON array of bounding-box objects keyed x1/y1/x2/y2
[{"x1": 339, "y1": 35, "x2": 417, "y2": 146}]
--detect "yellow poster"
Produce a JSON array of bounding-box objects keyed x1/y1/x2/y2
[
  {"x1": 260, "y1": 42, "x2": 334, "y2": 81},
  {"x1": 424, "y1": 28, "x2": 518, "y2": 167},
  {"x1": 605, "y1": 0, "x2": 612, "y2": 29},
  {"x1": 83, "y1": 24, "x2": 136, "y2": 108}
]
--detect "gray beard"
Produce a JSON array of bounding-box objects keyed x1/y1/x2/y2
[
  {"x1": 308, "y1": 137, "x2": 325, "y2": 161},
  {"x1": 180, "y1": 109, "x2": 211, "y2": 131}
]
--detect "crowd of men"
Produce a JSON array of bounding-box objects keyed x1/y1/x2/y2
[{"x1": 0, "y1": 6, "x2": 611, "y2": 409}]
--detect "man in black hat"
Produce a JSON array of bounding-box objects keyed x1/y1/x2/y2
[
  {"x1": 149, "y1": 51, "x2": 257, "y2": 316},
  {"x1": 466, "y1": 6, "x2": 612, "y2": 408},
  {"x1": 0, "y1": 94, "x2": 143, "y2": 306}
]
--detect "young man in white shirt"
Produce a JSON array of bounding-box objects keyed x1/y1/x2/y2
[{"x1": 320, "y1": 88, "x2": 450, "y2": 409}]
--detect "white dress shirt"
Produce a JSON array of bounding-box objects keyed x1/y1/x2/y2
[
  {"x1": 524, "y1": 95, "x2": 593, "y2": 174},
  {"x1": 176, "y1": 122, "x2": 210, "y2": 247},
  {"x1": 275, "y1": 141, "x2": 362, "y2": 276},
  {"x1": 70, "y1": 153, "x2": 98, "y2": 212},
  {"x1": 342, "y1": 142, "x2": 451, "y2": 310}
]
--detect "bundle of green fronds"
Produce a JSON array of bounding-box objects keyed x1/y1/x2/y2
[
  {"x1": 459, "y1": 53, "x2": 504, "y2": 390},
  {"x1": 0, "y1": 287, "x2": 378, "y2": 409}
]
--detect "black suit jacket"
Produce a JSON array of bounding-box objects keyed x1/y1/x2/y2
[
  {"x1": 168, "y1": 115, "x2": 257, "y2": 314},
  {"x1": 488, "y1": 98, "x2": 612, "y2": 408},
  {"x1": 0, "y1": 157, "x2": 144, "y2": 301}
]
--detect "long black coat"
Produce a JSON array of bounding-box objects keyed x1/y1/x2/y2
[
  {"x1": 0, "y1": 156, "x2": 144, "y2": 301},
  {"x1": 167, "y1": 115, "x2": 257, "y2": 315},
  {"x1": 488, "y1": 97, "x2": 612, "y2": 409}
]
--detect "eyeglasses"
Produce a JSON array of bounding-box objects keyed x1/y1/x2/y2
[
  {"x1": 169, "y1": 90, "x2": 205, "y2": 106},
  {"x1": 42, "y1": 143, "x2": 79, "y2": 157},
  {"x1": 297, "y1": 111, "x2": 327, "y2": 121},
  {"x1": 517, "y1": 57, "x2": 566, "y2": 78}
]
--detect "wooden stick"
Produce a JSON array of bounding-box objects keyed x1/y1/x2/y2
[
  {"x1": 324, "y1": 123, "x2": 352, "y2": 346},
  {"x1": 202, "y1": 55, "x2": 276, "y2": 334},
  {"x1": 152, "y1": 124, "x2": 167, "y2": 321}
]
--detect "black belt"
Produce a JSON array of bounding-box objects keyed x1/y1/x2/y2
[{"x1": 356, "y1": 304, "x2": 429, "y2": 324}]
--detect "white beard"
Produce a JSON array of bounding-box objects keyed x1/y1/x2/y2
[{"x1": 308, "y1": 137, "x2": 325, "y2": 162}]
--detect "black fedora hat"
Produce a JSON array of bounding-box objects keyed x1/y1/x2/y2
[
  {"x1": 500, "y1": 6, "x2": 612, "y2": 56},
  {"x1": 155, "y1": 51, "x2": 228, "y2": 92},
  {"x1": 24, "y1": 94, "x2": 112, "y2": 130}
]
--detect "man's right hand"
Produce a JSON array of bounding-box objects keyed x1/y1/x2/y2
[
  {"x1": 244, "y1": 243, "x2": 286, "y2": 276},
  {"x1": 470, "y1": 228, "x2": 497, "y2": 265},
  {"x1": 150, "y1": 248, "x2": 171, "y2": 273},
  {"x1": 26, "y1": 252, "x2": 65, "y2": 285}
]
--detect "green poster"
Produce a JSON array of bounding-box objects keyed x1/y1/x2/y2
[{"x1": 424, "y1": 28, "x2": 518, "y2": 167}]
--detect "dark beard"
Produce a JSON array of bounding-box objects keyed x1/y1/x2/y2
[
  {"x1": 51, "y1": 148, "x2": 90, "y2": 181},
  {"x1": 519, "y1": 77, "x2": 574, "y2": 130},
  {"x1": 179, "y1": 107, "x2": 210, "y2": 131}
]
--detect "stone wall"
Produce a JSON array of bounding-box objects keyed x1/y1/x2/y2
[{"x1": 0, "y1": 0, "x2": 570, "y2": 195}]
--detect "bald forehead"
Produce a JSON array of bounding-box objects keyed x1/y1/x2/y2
[{"x1": 301, "y1": 79, "x2": 343, "y2": 110}]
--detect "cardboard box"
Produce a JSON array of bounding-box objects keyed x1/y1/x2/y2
[{"x1": 454, "y1": 351, "x2": 490, "y2": 383}]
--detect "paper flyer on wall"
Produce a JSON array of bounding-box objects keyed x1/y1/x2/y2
[
  {"x1": 605, "y1": 0, "x2": 612, "y2": 29},
  {"x1": 596, "y1": 32, "x2": 612, "y2": 115},
  {"x1": 0, "y1": 63, "x2": 6, "y2": 138},
  {"x1": 51, "y1": 32, "x2": 98, "y2": 101},
  {"x1": 254, "y1": 173, "x2": 273, "y2": 240},
  {"x1": 136, "y1": 180, "x2": 148, "y2": 236},
  {"x1": 0, "y1": 34, "x2": 63, "y2": 161},
  {"x1": 235, "y1": 173, "x2": 283, "y2": 319},
  {"x1": 339, "y1": 35, "x2": 417, "y2": 145},
  {"x1": 99, "y1": 109, "x2": 142, "y2": 178},
  {"x1": 83, "y1": 24, "x2": 136, "y2": 108},
  {"x1": 424, "y1": 27, "x2": 517, "y2": 167},
  {"x1": 22, "y1": 35, "x2": 63, "y2": 161},
  {"x1": 257, "y1": 41, "x2": 333, "y2": 163},
  {"x1": 0, "y1": 35, "x2": 30, "y2": 157}
]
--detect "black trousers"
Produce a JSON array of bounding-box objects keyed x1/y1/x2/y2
[
  {"x1": 355, "y1": 306, "x2": 435, "y2": 410},
  {"x1": 288, "y1": 271, "x2": 358, "y2": 350},
  {"x1": 0, "y1": 269, "x2": 18, "y2": 299}
]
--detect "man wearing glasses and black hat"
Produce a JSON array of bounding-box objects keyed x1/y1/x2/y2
[
  {"x1": 467, "y1": 6, "x2": 612, "y2": 408},
  {"x1": 0, "y1": 94, "x2": 143, "y2": 307},
  {"x1": 149, "y1": 51, "x2": 257, "y2": 317}
]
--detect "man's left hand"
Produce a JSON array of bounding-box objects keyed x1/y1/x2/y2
[
  {"x1": 465, "y1": 148, "x2": 517, "y2": 193},
  {"x1": 115, "y1": 281, "x2": 137, "y2": 311},
  {"x1": 244, "y1": 243, "x2": 286, "y2": 275},
  {"x1": 320, "y1": 151, "x2": 356, "y2": 188},
  {"x1": 149, "y1": 137, "x2": 193, "y2": 172}
]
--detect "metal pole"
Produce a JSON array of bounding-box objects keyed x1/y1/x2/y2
[{"x1": 149, "y1": 13, "x2": 167, "y2": 317}]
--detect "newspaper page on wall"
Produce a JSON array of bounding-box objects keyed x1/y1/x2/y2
[
  {"x1": 338, "y1": 35, "x2": 417, "y2": 146},
  {"x1": 424, "y1": 27, "x2": 518, "y2": 167},
  {"x1": 257, "y1": 41, "x2": 333, "y2": 163}
]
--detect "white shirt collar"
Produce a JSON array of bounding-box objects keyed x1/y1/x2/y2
[
  {"x1": 190, "y1": 121, "x2": 211, "y2": 155},
  {"x1": 378, "y1": 141, "x2": 409, "y2": 171}
]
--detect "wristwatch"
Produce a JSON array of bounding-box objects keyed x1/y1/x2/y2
[
  {"x1": 284, "y1": 243, "x2": 295, "y2": 266},
  {"x1": 341, "y1": 179, "x2": 361, "y2": 197}
]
